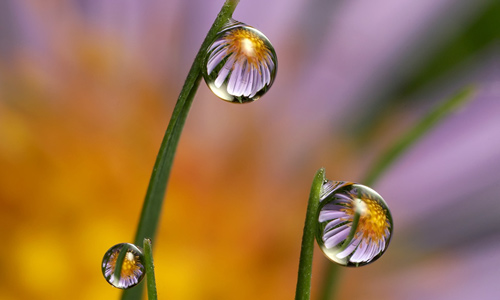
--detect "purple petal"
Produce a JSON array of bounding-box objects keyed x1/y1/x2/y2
[
  {"x1": 243, "y1": 65, "x2": 254, "y2": 97},
  {"x1": 322, "y1": 203, "x2": 348, "y2": 211},
  {"x1": 207, "y1": 47, "x2": 228, "y2": 75},
  {"x1": 259, "y1": 61, "x2": 269, "y2": 87},
  {"x1": 323, "y1": 225, "x2": 350, "y2": 248},
  {"x1": 334, "y1": 193, "x2": 352, "y2": 202},
  {"x1": 249, "y1": 65, "x2": 260, "y2": 97},
  {"x1": 264, "y1": 52, "x2": 275, "y2": 70},
  {"x1": 350, "y1": 240, "x2": 369, "y2": 262},
  {"x1": 227, "y1": 57, "x2": 243, "y2": 94},
  {"x1": 319, "y1": 210, "x2": 348, "y2": 222},
  {"x1": 336, "y1": 236, "x2": 362, "y2": 259},
  {"x1": 208, "y1": 39, "x2": 225, "y2": 51},
  {"x1": 363, "y1": 240, "x2": 377, "y2": 262},
  {"x1": 262, "y1": 59, "x2": 271, "y2": 85},
  {"x1": 215, "y1": 55, "x2": 235, "y2": 88},
  {"x1": 324, "y1": 218, "x2": 346, "y2": 232},
  {"x1": 231, "y1": 59, "x2": 246, "y2": 96}
]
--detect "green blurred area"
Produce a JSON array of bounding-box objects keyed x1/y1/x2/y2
[
  {"x1": 400, "y1": 0, "x2": 499, "y2": 97},
  {"x1": 353, "y1": 0, "x2": 499, "y2": 136}
]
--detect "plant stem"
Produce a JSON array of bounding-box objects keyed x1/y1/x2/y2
[
  {"x1": 143, "y1": 239, "x2": 158, "y2": 300},
  {"x1": 121, "y1": 1, "x2": 240, "y2": 299},
  {"x1": 316, "y1": 85, "x2": 475, "y2": 300},
  {"x1": 317, "y1": 263, "x2": 340, "y2": 300},
  {"x1": 295, "y1": 168, "x2": 325, "y2": 300},
  {"x1": 362, "y1": 86, "x2": 475, "y2": 186},
  {"x1": 112, "y1": 244, "x2": 131, "y2": 287},
  {"x1": 338, "y1": 211, "x2": 359, "y2": 252}
]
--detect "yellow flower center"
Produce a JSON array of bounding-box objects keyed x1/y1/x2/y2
[
  {"x1": 109, "y1": 250, "x2": 141, "y2": 279},
  {"x1": 342, "y1": 196, "x2": 389, "y2": 241},
  {"x1": 358, "y1": 198, "x2": 389, "y2": 240},
  {"x1": 121, "y1": 252, "x2": 139, "y2": 277},
  {"x1": 226, "y1": 28, "x2": 269, "y2": 67}
]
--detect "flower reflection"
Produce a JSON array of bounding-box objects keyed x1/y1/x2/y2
[
  {"x1": 317, "y1": 181, "x2": 393, "y2": 267},
  {"x1": 203, "y1": 19, "x2": 277, "y2": 103}
]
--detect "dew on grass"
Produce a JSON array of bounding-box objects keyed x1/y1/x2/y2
[
  {"x1": 316, "y1": 181, "x2": 393, "y2": 267},
  {"x1": 202, "y1": 19, "x2": 277, "y2": 103},
  {"x1": 101, "y1": 243, "x2": 145, "y2": 289}
]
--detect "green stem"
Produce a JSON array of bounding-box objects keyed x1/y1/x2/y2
[
  {"x1": 338, "y1": 189, "x2": 363, "y2": 252},
  {"x1": 317, "y1": 85, "x2": 475, "y2": 300},
  {"x1": 121, "y1": 1, "x2": 240, "y2": 299},
  {"x1": 317, "y1": 264, "x2": 340, "y2": 300},
  {"x1": 295, "y1": 168, "x2": 325, "y2": 300},
  {"x1": 362, "y1": 86, "x2": 475, "y2": 186},
  {"x1": 112, "y1": 244, "x2": 131, "y2": 287},
  {"x1": 338, "y1": 211, "x2": 360, "y2": 252},
  {"x1": 143, "y1": 239, "x2": 157, "y2": 300}
]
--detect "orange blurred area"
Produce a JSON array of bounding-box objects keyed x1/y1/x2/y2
[
  {"x1": 0, "y1": 45, "x2": 318, "y2": 298},
  {"x1": 1, "y1": 1, "x2": 500, "y2": 300},
  {"x1": 0, "y1": 3, "x2": 316, "y2": 299}
]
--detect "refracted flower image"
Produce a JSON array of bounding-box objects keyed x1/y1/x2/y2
[
  {"x1": 315, "y1": 181, "x2": 393, "y2": 267},
  {"x1": 202, "y1": 19, "x2": 277, "y2": 103},
  {"x1": 101, "y1": 243, "x2": 146, "y2": 289}
]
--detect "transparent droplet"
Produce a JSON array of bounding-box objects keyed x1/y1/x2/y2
[
  {"x1": 202, "y1": 19, "x2": 278, "y2": 103},
  {"x1": 316, "y1": 181, "x2": 393, "y2": 267},
  {"x1": 101, "y1": 243, "x2": 145, "y2": 289}
]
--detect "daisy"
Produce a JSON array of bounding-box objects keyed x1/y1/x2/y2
[
  {"x1": 317, "y1": 181, "x2": 393, "y2": 267},
  {"x1": 102, "y1": 243, "x2": 145, "y2": 289},
  {"x1": 203, "y1": 19, "x2": 277, "y2": 103}
]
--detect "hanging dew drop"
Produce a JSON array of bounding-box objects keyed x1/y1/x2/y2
[
  {"x1": 101, "y1": 243, "x2": 145, "y2": 289},
  {"x1": 316, "y1": 181, "x2": 393, "y2": 267},
  {"x1": 202, "y1": 19, "x2": 278, "y2": 103}
]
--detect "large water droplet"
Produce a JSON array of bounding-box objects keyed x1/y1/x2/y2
[
  {"x1": 202, "y1": 19, "x2": 278, "y2": 103},
  {"x1": 316, "y1": 181, "x2": 393, "y2": 267},
  {"x1": 101, "y1": 243, "x2": 145, "y2": 289}
]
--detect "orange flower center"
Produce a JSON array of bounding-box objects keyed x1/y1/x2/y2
[
  {"x1": 109, "y1": 251, "x2": 141, "y2": 279},
  {"x1": 357, "y1": 198, "x2": 389, "y2": 240},
  {"x1": 342, "y1": 197, "x2": 389, "y2": 241},
  {"x1": 226, "y1": 28, "x2": 268, "y2": 67}
]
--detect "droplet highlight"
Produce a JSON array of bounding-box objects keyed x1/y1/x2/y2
[
  {"x1": 316, "y1": 181, "x2": 393, "y2": 267},
  {"x1": 202, "y1": 19, "x2": 277, "y2": 103},
  {"x1": 101, "y1": 243, "x2": 145, "y2": 289}
]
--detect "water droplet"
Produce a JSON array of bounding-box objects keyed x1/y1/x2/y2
[
  {"x1": 202, "y1": 19, "x2": 278, "y2": 103},
  {"x1": 316, "y1": 181, "x2": 393, "y2": 267},
  {"x1": 101, "y1": 243, "x2": 145, "y2": 289}
]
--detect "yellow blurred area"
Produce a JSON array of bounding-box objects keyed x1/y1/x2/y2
[
  {"x1": 0, "y1": 13, "x2": 315, "y2": 299},
  {"x1": 5, "y1": 1, "x2": 498, "y2": 299}
]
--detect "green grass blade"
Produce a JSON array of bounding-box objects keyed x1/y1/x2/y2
[
  {"x1": 143, "y1": 239, "x2": 158, "y2": 300},
  {"x1": 363, "y1": 86, "x2": 475, "y2": 186},
  {"x1": 120, "y1": 1, "x2": 240, "y2": 299},
  {"x1": 295, "y1": 168, "x2": 325, "y2": 300},
  {"x1": 112, "y1": 244, "x2": 131, "y2": 288},
  {"x1": 317, "y1": 85, "x2": 475, "y2": 300}
]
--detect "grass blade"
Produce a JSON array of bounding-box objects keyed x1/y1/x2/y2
[
  {"x1": 120, "y1": 1, "x2": 240, "y2": 299},
  {"x1": 317, "y1": 85, "x2": 475, "y2": 300},
  {"x1": 295, "y1": 168, "x2": 325, "y2": 300},
  {"x1": 363, "y1": 86, "x2": 475, "y2": 186},
  {"x1": 143, "y1": 239, "x2": 157, "y2": 300}
]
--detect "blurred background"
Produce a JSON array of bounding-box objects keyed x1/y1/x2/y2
[{"x1": 0, "y1": 0, "x2": 499, "y2": 299}]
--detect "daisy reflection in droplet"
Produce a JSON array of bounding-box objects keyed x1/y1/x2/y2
[
  {"x1": 203, "y1": 19, "x2": 277, "y2": 103},
  {"x1": 316, "y1": 181, "x2": 393, "y2": 267},
  {"x1": 101, "y1": 243, "x2": 145, "y2": 289}
]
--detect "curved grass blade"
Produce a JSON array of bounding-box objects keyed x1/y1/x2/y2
[
  {"x1": 143, "y1": 239, "x2": 157, "y2": 300},
  {"x1": 363, "y1": 86, "x2": 475, "y2": 186},
  {"x1": 295, "y1": 168, "x2": 325, "y2": 300},
  {"x1": 121, "y1": 1, "x2": 240, "y2": 299},
  {"x1": 317, "y1": 85, "x2": 476, "y2": 300}
]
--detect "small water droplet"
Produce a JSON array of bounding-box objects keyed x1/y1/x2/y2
[
  {"x1": 316, "y1": 181, "x2": 393, "y2": 267},
  {"x1": 101, "y1": 243, "x2": 145, "y2": 289},
  {"x1": 202, "y1": 19, "x2": 278, "y2": 103}
]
